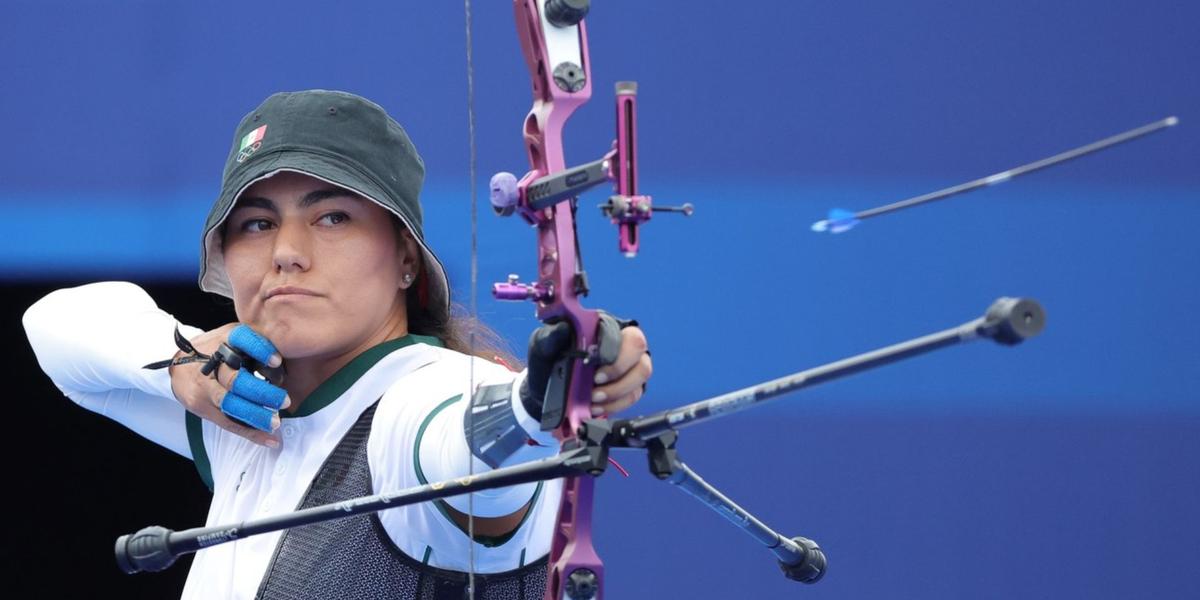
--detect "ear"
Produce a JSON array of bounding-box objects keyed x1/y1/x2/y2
[{"x1": 396, "y1": 227, "x2": 422, "y2": 283}]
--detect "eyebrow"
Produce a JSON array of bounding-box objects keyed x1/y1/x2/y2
[{"x1": 235, "y1": 188, "x2": 362, "y2": 212}]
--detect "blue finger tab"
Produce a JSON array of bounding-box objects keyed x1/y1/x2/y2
[
  {"x1": 228, "y1": 324, "x2": 278, "y2": 365},
  {"x1": 221, "y1": 392, "x2": 276, "y2": 432},
  {"x1": 231, "y1": 368, "x2": 287, "y2": 409}
]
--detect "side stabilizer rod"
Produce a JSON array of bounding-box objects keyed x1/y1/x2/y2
[{"x1": 665, "y1": 455, "x2": 826, "y2": 583}]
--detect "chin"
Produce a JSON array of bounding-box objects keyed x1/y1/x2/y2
[{"x1": 253, "y1": 319, "x2": 340, "y2": 361}]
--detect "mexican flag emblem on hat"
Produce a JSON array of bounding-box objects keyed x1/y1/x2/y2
[{"x1": 236, "y1": 125, "x2": 267, "y2": 163}]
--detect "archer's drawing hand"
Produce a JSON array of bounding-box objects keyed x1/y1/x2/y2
[{"x1": 169, "y1": 323, "x2": 287, "y2": 447}]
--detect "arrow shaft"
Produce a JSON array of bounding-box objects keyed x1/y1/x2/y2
[{"x1": 856, "y1": 116, "x2": 1178, "y2": 220}]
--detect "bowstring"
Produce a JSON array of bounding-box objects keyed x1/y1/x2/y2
[{"x1": 463, "y1": 0, "x2": 479, "y2": 597}]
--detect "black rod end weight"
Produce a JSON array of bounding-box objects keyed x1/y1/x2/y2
[
  {"x1": 779, "y1": 536, "x2": 827, "y2": 584},
  {"x1": 115, "y1": 526, "x2": 178, "y2": 574},
  {"x1": 980, "y1": 297, "x2": 1046, "y2": 345}
]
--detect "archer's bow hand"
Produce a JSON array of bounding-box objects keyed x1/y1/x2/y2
[{"x1": 521, "y1": 313, "x2": 652, "y2": 420}]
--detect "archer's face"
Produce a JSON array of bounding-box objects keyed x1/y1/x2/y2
[{"x1": 223, "y1": 171, "x2": 418, "y2": 361}]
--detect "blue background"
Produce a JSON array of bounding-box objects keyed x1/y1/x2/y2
[{"x1": 4, "y1": 1, "x2": 1198, "y2": 597}]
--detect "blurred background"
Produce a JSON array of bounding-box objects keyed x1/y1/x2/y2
[{"x1": 4, "y1": 0, "x2": 1197, "y2": 597}]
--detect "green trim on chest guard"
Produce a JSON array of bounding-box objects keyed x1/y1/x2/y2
[
  {"x1": 185, "y1": 412, "x2": 214, "y2": 492},
  {"x1": 413, "y1": 394, "x2": 544, "y2": 548},
  {"x1": 182, "y1": 334, "x2": 443, "y2": 491}
]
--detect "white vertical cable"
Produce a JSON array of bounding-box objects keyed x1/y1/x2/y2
[{"x1": 463, "y1": 1, "x2": 479, "y2": 598}]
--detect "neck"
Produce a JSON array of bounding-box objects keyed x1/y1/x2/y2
[{"x1": 280, "y1": 310, "x2": 409, "y2": 413}]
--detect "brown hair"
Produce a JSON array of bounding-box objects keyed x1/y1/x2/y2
[
  {"x1": 405, "y1": 290, "x2": 522, "y2": 370},
  {"x1": 392, "y1": 217, "x2": 521, "y2": 369}
]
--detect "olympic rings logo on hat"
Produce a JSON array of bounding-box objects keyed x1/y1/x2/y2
[
  {"x1": 236, "y1": 141, "x2": 262, "y2": 163},
  {"x1": 236, "y1": 125, "x2": 268, "y2": 163}
]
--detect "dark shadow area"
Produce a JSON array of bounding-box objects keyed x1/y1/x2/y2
[{"x1": 4, "y1": 280, "x2": 232, "y2": 598}]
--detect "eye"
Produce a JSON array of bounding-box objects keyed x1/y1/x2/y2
[
  {"x1": 238, "y1": 218, "x2": 275, "y2": 233},
  {"x1": 317, "y1": 212, "x2": 349, "y2": 226}
]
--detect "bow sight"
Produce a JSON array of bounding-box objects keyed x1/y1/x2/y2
[{"x1": 489, "y1": 82, "x2": 693, "y2": 264}]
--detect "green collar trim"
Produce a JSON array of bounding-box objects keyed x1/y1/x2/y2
[{"x1": 286, "y1": 334, "x2": 443, "y2": 419}]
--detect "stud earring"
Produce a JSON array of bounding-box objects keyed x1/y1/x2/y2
[{"x1": 401, "y1": 273, "x2": 414, "y2": 287}]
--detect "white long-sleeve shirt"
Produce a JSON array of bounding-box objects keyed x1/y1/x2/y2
[{"x1": 23, "y1": 282, "x2": 562, "y2": 599}]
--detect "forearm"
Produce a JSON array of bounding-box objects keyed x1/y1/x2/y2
[
  {"x1": 64, "y1": 388, "x2": 192, "y2": 458},
  {"x1": 24, "y1": 281, "x2": 202, "y2": 395},
  {"x1": 24, "y1": 281, "x2": 200, "y2": 453}
]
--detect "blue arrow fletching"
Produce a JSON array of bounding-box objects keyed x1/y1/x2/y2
[{"x1": 811, "y1": 208, "x2": 860, "y2": 234}]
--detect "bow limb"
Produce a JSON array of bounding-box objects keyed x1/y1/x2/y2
[
  {"x1": 510, "y1": 2, "x2": 604, "y2": 598},
  {"x1": 466, "y1": 2, "x2": 604, "y2": 597},
  {"x1": 493, "y1": 1, "x2": 676, "y2": 596}
]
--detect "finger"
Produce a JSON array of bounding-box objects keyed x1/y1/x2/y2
[
  {"x1": 228, "y1": 324, "x2": 282, "y2": 368},
  {"x1": 593, "y1": 327, "x2": 648, "y2": 385},
  {"x1": 229, "y1": 368, "x2": 290, "y2": 410},
  {"x1": 590, "y1": 386, "x2": 643, "y2": 417},
  {"x1": 214, "y1": 360, "x2": 238, "y2": 389},
  {"x1": 220, "y1": 391, "x2": 280, "y2": 433},
  {"x1": 593, "y1": 352, "x2": 652, "y2": 404},
  {"x1": 209, "y1": 410, "x2": 281, "y2": 448},
  {"x1": 187, "y1": 396, "x2": 280, "y2": 447},
  {"x1": 595, "y1": 313, "x2": 622, "y2": 365}
]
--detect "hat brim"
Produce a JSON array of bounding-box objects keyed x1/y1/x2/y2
[{"x1": 198, "y1": 150, "x2": 449, "y2": 313}]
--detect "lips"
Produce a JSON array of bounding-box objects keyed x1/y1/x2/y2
[{"x1": 265, "y1": 285, "x2": 320, "y2": 300}]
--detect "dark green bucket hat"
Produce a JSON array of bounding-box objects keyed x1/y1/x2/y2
[{"x1": 199, "y1": 90, "x2": 449, "y2": 311}]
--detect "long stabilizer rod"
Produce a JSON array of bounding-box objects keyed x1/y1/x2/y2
[
  {"x1": 115, "y1": 447, "x2": 582, "y2": 574},
  {"x1": 619, "y1": 297, "x2": 1045, "y2": 440}
]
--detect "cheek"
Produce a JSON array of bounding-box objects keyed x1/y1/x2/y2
[
  {"x1": 330, "y1": 252, "x2": 402, "y2": 310},
  {"x1": 326, "y1": 231, "x2": 405, "y2": 291},
  {"x1": 223, "y1": 246, "x2": 268, "y2": 320}
]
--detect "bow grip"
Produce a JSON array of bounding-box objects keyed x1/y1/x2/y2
[{"x1": 537, "y1": 313, "x2": 624, "y2": 431}]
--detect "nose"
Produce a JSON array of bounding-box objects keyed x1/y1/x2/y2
[{"x1": 272, "y1": 219, "x2": 312, "y2": 274}]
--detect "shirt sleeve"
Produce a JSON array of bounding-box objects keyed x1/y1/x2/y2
[
  {"x1": 369, "y1": 350, "x2": 563, "y2": 572},
  {"x1": 374, "y1": 354, "x2": 558, "y2": 515},
  {"x1": 23, "y1": 281, "x2": 203, "y2": 458}
]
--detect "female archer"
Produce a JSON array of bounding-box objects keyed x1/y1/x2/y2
[{"x1": 24, "y1": 89, "x2": 651, "y2": 599}]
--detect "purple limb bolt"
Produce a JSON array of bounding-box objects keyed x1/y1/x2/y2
[
  {"x1": 493, "y1": 274, "x2": 533, "y2": 301},
  {"x1": 494, "y1": 275, "x2": 553, "y2": 303},
  {"x1": 493, "y1": 282, "x2": 531, "y2": 301},
  {"x1": 490, "y1": 172, "x2": 520, "y2": 216}
]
